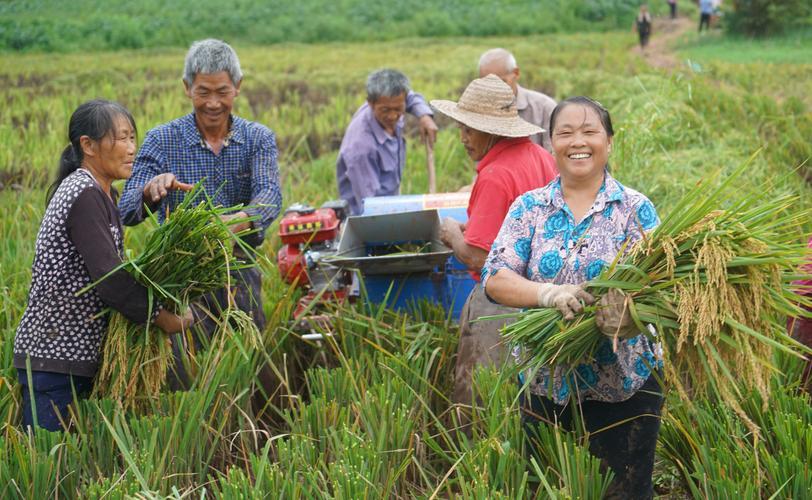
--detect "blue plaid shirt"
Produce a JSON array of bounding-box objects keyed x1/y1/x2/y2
[{"x1": 119, "y1": 113, "x2": 282, "y2": 246}]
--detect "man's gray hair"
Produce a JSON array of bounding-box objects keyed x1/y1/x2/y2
[
  {"x1": 366, "y1": 69, "x2": 410, "y2": 103},
  {"x1": 183, "y1": 39, "x2": 243, "y2": 86},
  {"x1": 478, "y1": 48, "x2": 518, "y2": 73}
]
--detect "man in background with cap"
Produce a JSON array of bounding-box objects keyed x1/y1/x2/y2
[
  {"x1": 336, "y1": 69, "x2": 438, "y2": 215},
  {"x1": 479, "y1": 48, "x2": 556, "y2": 152},
  {"x1": 431, "y1": 74, "x2": 557, "y2": 413}
]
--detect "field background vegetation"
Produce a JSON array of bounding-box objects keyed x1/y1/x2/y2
[
  {"x1": 1, "y1": 0, "x2": 656, "y2": 52},
  {"x1": 1, "y1": 1, "x2": 811, "y2": 498}
]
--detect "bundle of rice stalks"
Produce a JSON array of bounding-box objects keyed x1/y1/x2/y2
[
  {"x1": 501, "y1": 159, "x2": 812, "y2": 434},
  {"x1": 89, "y1": 184, "x2": 250, "y2": 409}
]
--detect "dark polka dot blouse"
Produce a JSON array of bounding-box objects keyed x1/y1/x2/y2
[{"x1": 14, "y1": 169, "x2": 155, "y2": 377}]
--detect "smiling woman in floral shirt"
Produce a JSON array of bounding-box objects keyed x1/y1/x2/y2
[{"x1": 483, "y1": 97, "x2": 663, "y2": 500}]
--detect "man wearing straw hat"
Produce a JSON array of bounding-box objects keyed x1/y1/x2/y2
[
  {"x1": 431, "y1": 74, "x2": 558, "y2": 410},
  {"x1": 336, "y1": 68, "x2": 438, "y2": 215},
  {"x1": 478, "y1": 48, "x2": 557, "y2": 152}
]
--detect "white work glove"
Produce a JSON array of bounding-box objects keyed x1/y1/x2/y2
[
  {"x1": 537, "y1": 283, "x2": 595, "y2": 320},
  {"x1": 595, "y1": 289, "x2": 640, "y2": 339}
]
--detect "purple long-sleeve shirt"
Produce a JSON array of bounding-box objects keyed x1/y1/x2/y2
[{"x1": 336, "y1": 91, "x2": 432, "y2": 215}]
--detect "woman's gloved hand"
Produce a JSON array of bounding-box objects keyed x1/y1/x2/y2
[
  {"x1": 595, "y1": 289, "x2": 639, "y2": 339},
  {"x1": 536, "y1": 283, "x2": 595, "y2": 320}
]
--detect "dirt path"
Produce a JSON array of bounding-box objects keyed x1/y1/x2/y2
[{"x1": 632, "y1": 16, "x2": 694, "y2": 70}]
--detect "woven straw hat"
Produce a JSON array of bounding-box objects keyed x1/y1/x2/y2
[{"x1": 430, "y1": 74, "x2": 543, "y2": 138}]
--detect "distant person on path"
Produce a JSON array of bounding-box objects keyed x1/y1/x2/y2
[
  {"x1": 335, "y1": 69, "x2": 438, "y2": 215},
  {"x1": 478, "y1": 48, "x2": 556, "y2": 152},
  {"x1": 430, "y1": 74, "x2": 557, "y2": 412},
  {"x1": 699, "y1": 0, "x2": 714, "y2": 32},
  {"x1": 119, "y1": 39, "x2": 281, "y2": 336},
  {"x1": 14, "y1": 100, "x2": 192, "y2": 431},
  {"x1": 635, "y1": 4, "x2": 653, "y2": 51},
  {"x1": 667, "y1": 0, "x2": 677, "y2": 19}
]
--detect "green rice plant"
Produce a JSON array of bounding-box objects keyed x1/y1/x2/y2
[
  {"x1": 659, "y1": 378, "x2": 812, "y2": 497},
  {"x1": 286, "y1": 395, "x2": 353, "y2": 456},
  {"x1": 454, "y1": 436, "x2": 527, "y2": 496},
  {"x1": 466, "y1": 366, "x2": 524, "y2": 441},
  {"x1": 89, "y1": 183, "x2": 248, "y2": 409},
  {"x1": 69, "y1": 397, "x2": 123, "y2": 480},
  {"x1": 88, "y1": 391, "x2": 232, "y2": 494},
  {"x1": 324, "y1": 424, "x2": 400, "y2": 498},
  {"x1": 526, "y1": 422, "x2": 614, "y2": 500},
  {"x1": 216, "y1": 440, "x2": 325, "y2": 496},
  {"x1": 761, "y1": 418, "x2": 812, "y2": 498},
  {"x1": 68, "y1": 307, "x2": 272, "y2": 495},
  {"x1": 0, "y1": 0, "x2": 647, "y2": 52},
  {"x1": 80, "y1": 476, "x2": 142, "y2": 499},
  {"x1": 356, "y1": 378, "x2": 418, "y2": 458},
  {"x1": 663, "y1": 399, "x2": 761, "y2": 497},
  {"x1": 185, "y1": 308, "x2": 263, "y2": 394},
  {"x1": 0, "y1": 425, "x2": 81, "y2": 498},
  {"x1": 251, "y1": 453, "x2": 323, "y2": 498},
  {"x1": 305, "y1": 364, "x2": 358, "y2": 404},
  {"x1": 212, "y1": 466, "x2": 265, "y2": 498},
  {"x1": 0, "y1": 367, "x2": 20, "y2": 426},
  {"x1": 499, "y1": 160, "x2": 812, "y2": 436}
]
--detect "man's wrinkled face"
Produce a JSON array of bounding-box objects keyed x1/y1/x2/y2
[
  {"x1": 185, "y1": 71, "x2": 241, "y2": 131},
  {"x1": 370, "y1": 93, "x2": 406, "y2": 135},
  {"x1": 458, "y1": 123, "x2": 495, "y2": 162}
]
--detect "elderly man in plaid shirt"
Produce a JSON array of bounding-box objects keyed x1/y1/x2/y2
[{"x1": 119, "y1": 39, "x2": 281, "y2": 354}]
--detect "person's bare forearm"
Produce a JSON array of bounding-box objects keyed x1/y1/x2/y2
[
  {"x1": 440, "y1": 217, "x2": 486, "y2": 272},
  {"x1": 485, "y1": 268, "x2": 541, "y2": 308},
  {"x1": 451, "y1": 239, "x2": 487, "y2": 272}
]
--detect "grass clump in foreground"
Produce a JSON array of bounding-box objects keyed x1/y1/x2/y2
[
  {"x1": 659, "y1": 366, "x2": 812, "y2": 497},
  {"x1": 89, "y1": 184, "x2": 250, "y2": 409}
]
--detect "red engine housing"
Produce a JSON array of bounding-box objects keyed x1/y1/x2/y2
[
  {"x1": 279, "y1": 208, "x2": 340, "y2": 245},
  {"x1": 277, "y1": 207, "x2": 341, "y2": 287}
]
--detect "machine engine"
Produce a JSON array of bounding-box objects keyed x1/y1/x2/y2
[{"x1": 277, "y1": 200, "x2": 352, "y2": 321}]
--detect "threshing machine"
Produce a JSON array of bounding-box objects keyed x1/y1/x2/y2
[{"x1": 276, "y1": 193, "x2": 477, "y2": 332}]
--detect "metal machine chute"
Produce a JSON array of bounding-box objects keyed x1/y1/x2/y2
[{"x1": 275, "y1": 193, "x2": 477, "y2": 336}]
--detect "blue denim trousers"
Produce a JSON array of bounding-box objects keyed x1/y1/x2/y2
[{"x1": 17, "y1": 369, "x2": 94, "y2": 432}]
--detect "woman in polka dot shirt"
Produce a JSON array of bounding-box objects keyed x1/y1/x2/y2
[
  {"x1": 483, "y1": 97, "x2": 663, "y2": 499},
  {"x1": 14, "y1": 100, "x2": 192, "y2": 432}
]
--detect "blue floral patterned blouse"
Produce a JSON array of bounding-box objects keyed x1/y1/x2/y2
[{"x1": 482, "y1": 170, "x2": 663, "y2": 404}]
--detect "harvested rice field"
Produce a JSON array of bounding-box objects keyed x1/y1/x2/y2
[{"x1": 1, "y1": 3, "x2": 811, "y2": 498}]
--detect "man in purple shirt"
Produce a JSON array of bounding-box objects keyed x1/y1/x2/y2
[{"x1": 336, "y1": 69, "x2": 438, "y2": 215}]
